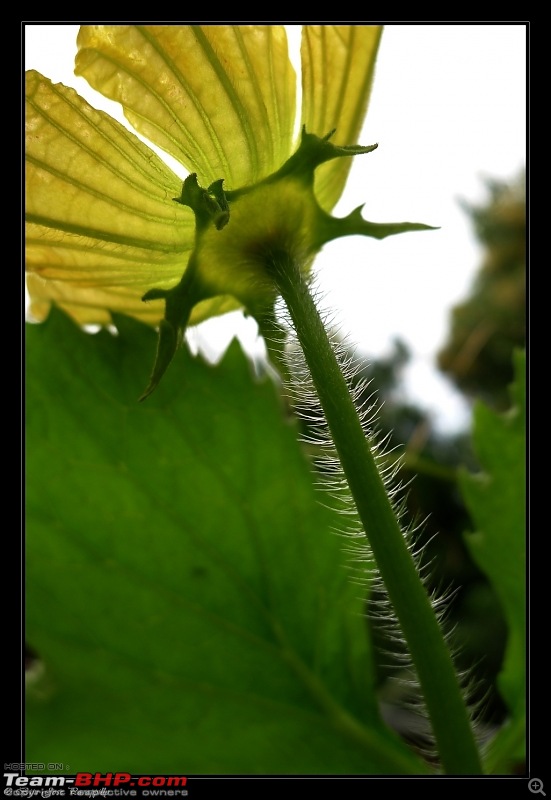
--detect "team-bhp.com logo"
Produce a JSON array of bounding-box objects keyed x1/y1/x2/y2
[
  {"x1": 3, "y1": 773, "x2": 188, "y2": 796},
  {"x1": 77, "y1": 775, "x2": 186, "y2": 790}
]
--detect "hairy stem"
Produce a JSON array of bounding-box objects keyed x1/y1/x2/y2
[{"x1": 267, "y1": 251, "x2": 482, "y2": 775}]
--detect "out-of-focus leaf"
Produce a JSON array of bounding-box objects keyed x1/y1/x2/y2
[
  {"x1": 459, "y1": 350, "x2": 526, "y2": 771},
  {"x1": 26, "y1": 309, "x2": 426, "y2": 775}
]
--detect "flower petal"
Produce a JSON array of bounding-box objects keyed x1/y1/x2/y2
[
  {"x1": 26, "y1": 70, "x2": 194, "y2": 325},
  {"x1": 26, "y1": 272, "x2": 241, "y2": 328},
  {"x1": 75, "y1": 25, "x2": 296, "y2": 190},
  {"x1": 301, "y1": 25, "x2": 383, "y2": 211}
]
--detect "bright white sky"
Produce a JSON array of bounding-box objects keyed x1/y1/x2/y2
[{"x1": 24, "y1": 24, "x2": 527, "y2": 431}]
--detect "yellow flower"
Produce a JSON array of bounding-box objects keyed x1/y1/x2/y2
[{"x1": 26, "y1": 25, "x2": 383, "y2": 330}]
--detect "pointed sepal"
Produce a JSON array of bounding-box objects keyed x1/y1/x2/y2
[
  {"x1": 269, "y1": 127, "x2": 378, "y2": 188},
  {"x1": 313, "y1": 203, "x2": 439, "y2": 248},
  {"x1": 140, "y1": 266, "x2": 205, "y2": 401}
]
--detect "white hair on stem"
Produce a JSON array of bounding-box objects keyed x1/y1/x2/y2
[{"x1": 265, "y1": 273, "x2": 484, "y2": 767}]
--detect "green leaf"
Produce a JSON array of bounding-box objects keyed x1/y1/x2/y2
[
  {"x1": 459, "y1": 350, "x2": 526, "y2": 771},
  {"x1": 26, "y1": 309, "x2": 426, "y2": 775}
]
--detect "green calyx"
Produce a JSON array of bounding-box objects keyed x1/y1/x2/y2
[{"x1": 140, "y1": 128, "x2": 435, "y2": 400}]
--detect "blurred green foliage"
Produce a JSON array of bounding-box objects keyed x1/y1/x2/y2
[{"x1": 438, "y1": 171, "x2": 526, "y2": 410}]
